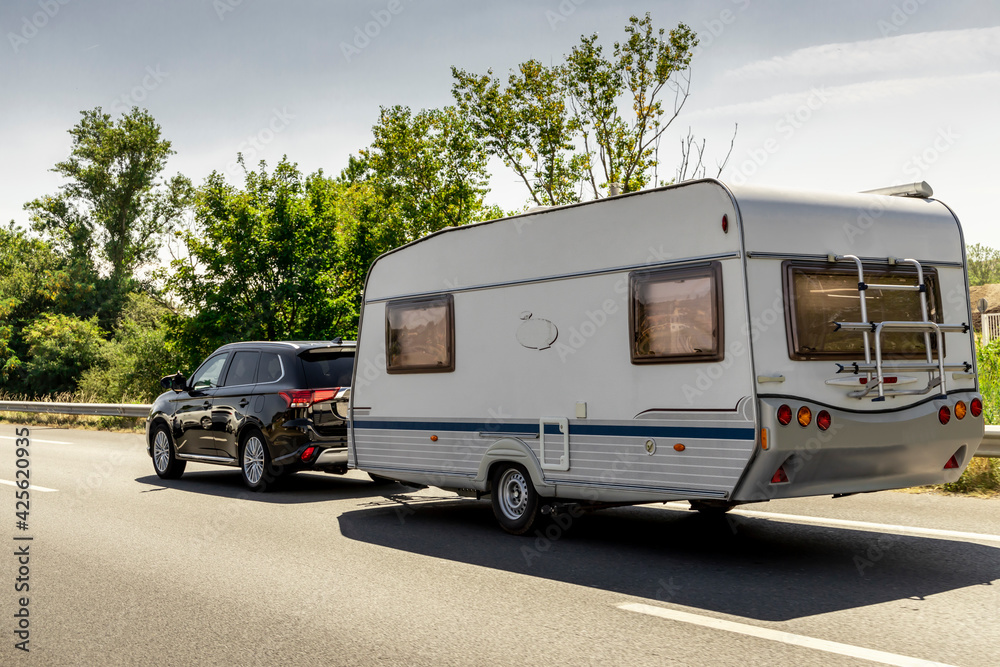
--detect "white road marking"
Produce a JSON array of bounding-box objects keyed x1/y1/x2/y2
[
  {"x1": 664, "y1": 502, "x2": 1000, "y2": 544},
  {"x1": 0, "y1": 479, "x2": 58, "y2": 492},
  {"x1": 619, "y1": 603, "x2": 955, "y2": 667},
  {"x1": 0, "y1": 435, "x2": 73, "y2": 445}
]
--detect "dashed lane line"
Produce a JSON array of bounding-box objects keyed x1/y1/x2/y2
[
  {"x1": 0, "y1": 479, "x2": 58, "y2": 492},
  {"x1": 619, "y1": 603, "x2": 955, "y2": 667}
]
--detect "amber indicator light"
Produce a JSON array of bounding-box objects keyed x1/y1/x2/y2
[{"x1": 797, "y1": 406, "x2": 812, "y2": 427}]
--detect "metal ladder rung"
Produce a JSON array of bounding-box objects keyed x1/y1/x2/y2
[
  {"x1": 830, "y1": 254, "x2": 951, "y2": 400},
  {"x1": 836, "y1": 362, "x2": 972, "y2": 374},
  {"x1": 834, "y1": 321, "x2": 968, "y2": 334}
]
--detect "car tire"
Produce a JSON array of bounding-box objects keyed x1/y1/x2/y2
[
  {"x1": 240, "y1": 429, "x2": 276, "y2": 492},
  {"x1": 491, "y1": 463, "x2": 541, "y2": 535},
  {"x1": 151, "y1": 424, "x2": 186, "y2": 480}
]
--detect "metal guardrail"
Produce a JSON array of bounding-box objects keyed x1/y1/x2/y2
[
  {"x1": 0, "y1": 401, "x2": 151, "y2": 418},
  {"x1": 0, "y1": 401, "x2": 998, "y2": 457}
]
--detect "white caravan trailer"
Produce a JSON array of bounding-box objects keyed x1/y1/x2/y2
[{"x1": 348, "y1": 179, "x2": 984, "y2": 534}]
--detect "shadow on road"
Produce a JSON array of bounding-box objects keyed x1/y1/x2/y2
[
  {"x1": 338, "y1": 497, "x2": 999, "y2": 622},
  {"x1": 134, "y1": 470, "x2": 408, "y2": 504}
]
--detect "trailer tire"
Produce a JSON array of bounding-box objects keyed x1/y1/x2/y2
[{"x1": 491, "y1": 463, "x2": 541, "y2": 535}]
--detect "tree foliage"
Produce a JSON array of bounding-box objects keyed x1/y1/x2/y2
[
  {"x1": 165, "y1": 158, "x2": 359, "y2": 368},
  {"x1": 25, "y1": 107, "x2": 192, "y2": 294},
  {"x1": 343, "y1": 105, "x2": 499, "y2": 239},
  {"x1": 21, "y1": 313, "x2": 104, "y2": 396},
  {"x1": 452, "y1": 13, "x2": 709, "y2": 205},
  {"x1": 967, "y1": 243, "x2": 1000, "y2": 286}
]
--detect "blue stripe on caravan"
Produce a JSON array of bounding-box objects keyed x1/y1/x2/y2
[{"x1": 353, "y1": 419, "x2": 756, "y2": 441}]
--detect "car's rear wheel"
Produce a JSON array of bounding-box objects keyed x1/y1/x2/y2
[
  {"x1": 152, "y1": 425, "x2": 186, "y2": 479},
  {"x1": 241, "y1": 429, "x2": 276, "y2": 492},
  {"x1": 491, "y1": 463, "x2": 541, "y2": 535}
]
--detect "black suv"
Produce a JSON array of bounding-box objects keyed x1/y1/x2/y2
[{"x1": 146, "y1": 340, "x2": 355, "y2": 491}]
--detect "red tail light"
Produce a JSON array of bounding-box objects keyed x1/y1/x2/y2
[
  {"x1": 770, "y1": 466, "x2": 789, "y2": 484},
  {"x1": 944, "y1": 454, "x2": 959, "y2": 469},
  {"x1": 970, "y1": 398, "x2": 983, "y2": 418},
  {"x1": 817, "y1": 410, "x2": 832, "y2": 431},
  {"x1": 777, "y1": 404, "x2": 792, "y2": 426},
  {"x1": 301, "y1": 446, "x2": 316, "y2": 462},
  {"x1": 938, "y1": 406, "x2": 951, "y2": 425},
  {"x1": 280, "y1": 388, "x2": 341, "y2": 408}
]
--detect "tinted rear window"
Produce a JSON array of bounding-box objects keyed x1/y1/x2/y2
[{"x1": 300, "y1": 352, "x2": 354, "y2": 388}]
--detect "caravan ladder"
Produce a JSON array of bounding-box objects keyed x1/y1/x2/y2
[{"x1": 830, "y1": 255, "x2": 970, "y2": 401}]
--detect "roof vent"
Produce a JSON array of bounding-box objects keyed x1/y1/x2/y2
[{"x1": 860, "y1": 181, "x2": 933, "y2": 198}]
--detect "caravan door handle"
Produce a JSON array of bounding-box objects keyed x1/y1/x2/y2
[
  {"x1": 239, "y1": 399, "x2": 250, "y2": 408},
  {"x1": 202, "y1": 401, "x2": 211, "y2": 410}
]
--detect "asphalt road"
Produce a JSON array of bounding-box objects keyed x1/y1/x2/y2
[{"x1": 1, "y1": 425, "x2": 998, "y2": 666}]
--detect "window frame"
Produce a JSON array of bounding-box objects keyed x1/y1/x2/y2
[
  {"x1": 781, "y1": 260, "x2": 943, "y2": 361},
  {"x1": 385, "y1": 294, "x2": 456, "y2": 374},
  {"x1": 628, "y1": 262, "x2": 724, "y2": 365}
]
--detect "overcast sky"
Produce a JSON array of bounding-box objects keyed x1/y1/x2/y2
[{"x1": 2, "y1": 0, "x2": 999, "y2": 249}]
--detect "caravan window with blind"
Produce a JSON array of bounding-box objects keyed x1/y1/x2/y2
[
  {"x1": 629, "y1": 263, "x2": 724, "y2": 363},
  {"x1": 783, "y1": 262, "x2": 941, "y2": 360},
  {"x1": 385, "y1": 294, "x2": 455, "y2": 373}
]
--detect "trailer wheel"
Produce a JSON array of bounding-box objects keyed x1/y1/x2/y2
[{"x1": 491, "y1": 463, "x2": 541, "y2": 535}]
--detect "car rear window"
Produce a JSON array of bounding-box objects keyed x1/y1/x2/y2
[{"x1": 300, "y1": 351, "x2": 355, "y2": 388}]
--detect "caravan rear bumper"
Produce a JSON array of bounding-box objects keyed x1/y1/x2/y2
[{"x1": 732, "y1": 394, "x2": 984, "y2": 502}]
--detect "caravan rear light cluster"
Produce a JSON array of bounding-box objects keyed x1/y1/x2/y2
[
  {"x1": 280, "y1": 388, "x2": 342, "y2": 408},
  {"x1": 776, "y1": 404, "x2": 832, "y2": 431}
]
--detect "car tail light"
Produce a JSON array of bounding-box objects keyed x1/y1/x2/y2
[
  {"x1": 938, "y1": 406, "x2": 951, "y2": 425},
  {"x1": 817, "y1": 410, "x2": 832, "y2": 431},
  {"x1": 971, "y1": 398, "x2": 983, "y2": 418},
  {"x1": 954, "y1": 401, "x2": 967, "y2": 420},
  {"x1": 797, "y1": 406, "x2": 812, "y2": 427},
  {"x1": 777, "y1": 404, "x2": 792, "y2": 426},
  {"x1": 280, "y1": 388, "x2": 341, "y2": 408},
  {"x1": 770, "y1": 466, "x2": 789, "y2": 484},
  {"x1": 301, "y1": 446, "x2": 316, "y2": 462}
]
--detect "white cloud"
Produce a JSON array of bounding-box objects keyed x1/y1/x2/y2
[
  {"x1": 686, "y1": 71, "x2": 1000, "y2": 119},
  {"x1": 725, "y1": 27, "x2": 1000, "y2": 80}
]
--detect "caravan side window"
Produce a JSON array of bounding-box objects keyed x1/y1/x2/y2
[
  {"x1": 629, "y1": 263, "x2": 724, "y2": 363},
  {"x1": 385, "y1": 294, "x2": 455, "y2": 373}
]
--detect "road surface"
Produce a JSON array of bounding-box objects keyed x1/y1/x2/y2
[{"x1": 1, "y1": 425, "x2": 998, "y2": 666}]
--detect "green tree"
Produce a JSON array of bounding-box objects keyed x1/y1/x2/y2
[
  {"x1": 165, "y1": 157, "x2": 357, "y2": 367},
  {"x1": 453, "y1": 13, "x2": 725, "y2": 204},
  {"x1": 24, "y1": 107, "x2": 192, "y2": 301},
  {"x1": 78, "y1": 293, "x2": 185, "y2": 402},
  {"x1": 967, "y1": 243, "x2": 1000, "y2": 286},
  {"x1": 22, "y1": 313, "x2": 104, "y2": 396},
  {"x1": 0, "y1": 222, "x2": 99, "y2": 388},
  {"x1": 344, "y1": 105, "x2": 499, "y2": 238},
  {"x1": 452, "y1": 61, "x2": 583, "y2": 206}
]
